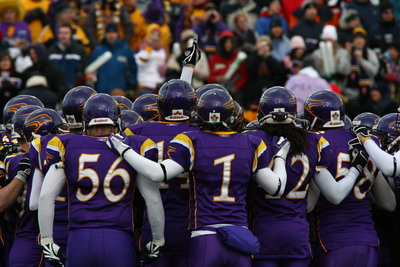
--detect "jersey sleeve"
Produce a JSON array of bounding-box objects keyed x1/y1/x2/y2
[
  {"x1": 314, "y1": 135, "x2": 330, "y2": 171},
  {"x1": 139, "y1": 138, "x2": 158, "y2": 162},
  {"x1": 45, "y1": 136, "x2": 65, "y2": 167},
  {"x1": 0, "y1": 160, "x2": 6, "y2": 186},
  {"x1": 29, "y1": 138, "x2": 42, "y2": 171},
  {"x1": 252, "y1": 139, "x2": 268, "y2": 174},
  {"x1": 168, "y1": 133, "x2": 194, "y2": 171}
]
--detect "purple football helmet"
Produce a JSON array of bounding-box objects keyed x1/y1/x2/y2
[
  {"x1": 3, "y1": 95, "x2": 44, "y2": 124},
  {"x1": 131, "y1": 94, "x2": 160, "y2": 122},
  {"x1": 157, "y1": 79, "x2": 197, "y2": 121},
  {"x1": 120, "y1": 110, "x2": 143, "y2": 131},
  {"x1": 258, "y1": 86, "x2": 297, "y2": 126},
  {"x1": 113, "y1": 96, "x2": 133, "y2": 112},
  {"x1": 232, "y1": 101, "x2": 245, "y2": 132},
  {"x1": 376, "y1": 113, "x2": 400, "y2": 149},
  {"x1": 195, "y1": 83, "x2": 229, "y2": 98},
  {"x1": 23, "y1": 108, "x2": 65, "y2": 140},
  {"x1": 304, "y1": 90, "x2": 345, "y2": 130},
  {"x1": 196, "y1": 89, "x2": 235, "y2": 127},
  {"x1": 11, "y1": 105, "x2": 42, "y2": 139},
  {"x1": 83, "y1": 93, "x2": 120, "y2": 129},
  {"x1": 352, "y1": 112, "x2": 381, "y2": 129},
  {"x1": 62, "y1": 86, "x2": 96, "y2": 129}
]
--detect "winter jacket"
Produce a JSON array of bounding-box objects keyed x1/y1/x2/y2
[
  {"x1": 271, "y1": 36, "x2": 291, "y2": 62},
  {"x1": 135, "y1": 45, "x2": 167, "y2": 90},
  {"x1": 0, "y1": 22, "x2": 31, "y2": 43},
  {"x1": 369, "y1": 20, "x2": 400, "y2": 52},
  {"x1": 255, "y1": 15, "x2": 289, "y2": 36},
  {"x1": 21, "y1": 0, "x2": 50, "y2": 44},
  {"x1": 346, "y1": 0, "x2": 379, "y2": 32},
  {"x1": 233, "y1": 28, "x2": 256, "y2": 55},
  {"x1": 193, "y1": 21, "x2": 229, "y2": 55},
  {"x1": 48, "y1": 41, "x2": 87, "y2": 87},
  {"x1": 290, "y1": 19, "x2": 323, "y2": 52},
  {"x1": 89, "y1": 39, "x2": 137, "y2": 94}
]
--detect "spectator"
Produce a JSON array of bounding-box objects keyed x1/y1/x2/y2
[
  {"x1": 0, "y1": 51, "x2": 22, "y2": 113},
  {"x1": 283, "y1": 35, "x2": 307, "y2": 74},
  {"x1": 37, "y1": 2, "x2": 89, "y2": 49},
  {"x1": 292, "y1": 0, "x2": 333, "y2": 25},
  {"x1": 269, "y1": 16, "x2": 291, "y2": 62},
  {"x1": 285, "y1": 66, "x2": 331, "y2": 113},
  {"x1": 167, "y1": 29, "x2": 209, "y2": 89},
  {"x1": 135, "y1": 24, "x2": 167, "y2": 95},
  {"x1": 0, "y1": 3, "x2": 31, "y2": 45},
  {"x1": 363, "y1": 83, "x2": 398, "y2": 116},
  {"x1": 346, "y1": 0, "x2": 379, "y2": 32},
  {"x1": 290, "y1": 2, "x2": 323, "y2": 53},
  {"x1": 255, "y1": 0, "x2": 289, "y2": 36},
  {"x1": 21, "y1": 44, "x2": 67, "y2": 98},
  {"x1": 221, "y1": 0, "x2": 259, "y2": 30},
  {"x1": 85, "y1": 0, "x2": 133, "y2": 47},
  {"x1": 21, "y1": 0, "x2": 49, "y2": 44},
  {"x1": 87, "y1": 23, "x2": 137, "y2": 95},
  {"x1": 123, "y1": 0, "x2": 146, "y2": 52},
  {"x1": 193, "y1": 6, "x2": 229, "y2": 56},
  {"x1": 338, "y1": 9, "x2": 362, "y2": 48},
  {"x1": 345, "y1": 27, "x2": 379, "y2": 115},
  {"x1": 142, "y1": 0, "x2": 171, "y2": 54},
  {"x1": 208, "y1": 30, "x2": 248, "y2": 99},
  {"x1": 369, "y1": 2, "x2": 400, "y2": 53},
  {"x1": 244, "y1": 35, "x2": 286, "y2": 107},
  {"x1": 232, "y1": 12, "x2": 256, "y2": 55},
  {"x1": 19, "y1": 75, "x2": 58, "y2": 108},
  {"x1": 8, "y1": 31, "x2": 33, "y2": 74},
  {"x1": 312, "y1": 25, "x2": 351, "y2": 91},
  {"x1": 47, "y1": 24, "x2": 87, "y2": 88},
  {"x1": 380, "y1": 42, "x2": 400, "y2": 102}
]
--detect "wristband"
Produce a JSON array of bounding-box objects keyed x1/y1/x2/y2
[
  {"x1": 121, "y1": 147, "x2": 131, "y2": 159},
  {"x1": 160, "y1": 163, "x2": 167, "y2": 182}
]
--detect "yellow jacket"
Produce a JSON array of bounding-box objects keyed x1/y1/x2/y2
[
  {"x1": 20, "y1": 0, "x2": 50, "y2": 44},
  {"x1": 127, "y1": 7, "x2": 146, "y2": 52},
  {"x1": 37, "y1": 23, "x2": 90, "y2": 47}
]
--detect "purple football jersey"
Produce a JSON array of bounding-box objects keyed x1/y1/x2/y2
[
  {"x1": 168, "y1": 131, "x2": 268, "y2": 230},
  {"x1": 317, "y1": 129, "x2": 379, "y2": 251},
  {"x1": 46, "y1": 133, "x2": 157, "y2": 231},
  {"x1": 246, "y1": 129, "x2": 329, "y2": 259},
  {"x1": 125, "y1": 121, "x2": 198, "y2": 234}
]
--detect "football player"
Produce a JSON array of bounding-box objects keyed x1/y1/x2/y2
[
  {"x1": 246, "y1": 87, "x2": 365, "y2": 267},
  {"x1": 131, "y1": 94, "x2": 160, "y2": 122},
  {"x1": 7, "y1": 108, "x2": 65, "y2": 267},
  {"x1": 38, "y1": 94, "x2": 165, "y2": 267},
  {"x1": 304, "y1": 91, "x2": 395, "y2": 267},
  {"x1": 107, "y1": 89, "x2": 290, "y2": 267},
  {"x1": 120, "y1": 110, "x2": 143, "y2": 132}
]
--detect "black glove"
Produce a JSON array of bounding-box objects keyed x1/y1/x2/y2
[
  {"x1": 348, "y1": 137, "x2": 361, "y2": 150},
  {"x1": 140, "y1": 241, "x2": 164, "y2": 265},
  {"x1": 15, "y1": 157, "x2": 31, "y2": 183},
  {"x1": 353, "y1": 126, "x2": 370, "y2": 138},
  {"x1": 350, "y1": 147, "x2": 368, "y2": 174},
  {"x1": 182, "y1": 34, "x2": 201, "y2": 66},
  {"x1": 42, "y1": 243, "x2": 65, "y2": 267}
]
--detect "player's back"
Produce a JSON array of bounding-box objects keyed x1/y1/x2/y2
[
  {"x1": 246, "y1": 129, "x2": 327, "y2": 259},
  {"x1": 169, "y1": 130, "x2": 266, "y2": 230},
  {"x1": 317, "y1": 129, "x2": 378, "y2": 251},
  {"x1": 46, "y1": 133, "x2": 156, "y2": 231}
]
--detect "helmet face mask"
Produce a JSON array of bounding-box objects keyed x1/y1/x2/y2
[
  {"x1": 258, "y1": 86, "x2": 297, "y2": 126},
  {"x1": 375, "y1": 113, "x2": 400, "y2": 151}
]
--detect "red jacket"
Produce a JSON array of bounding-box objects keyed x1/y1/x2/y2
[{"x1": 208, "y1": 50, "x2": 248, "y2": 90}]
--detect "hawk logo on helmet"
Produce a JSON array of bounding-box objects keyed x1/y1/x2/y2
[{"x1": 209, "y1": 113, "x2": 220, "y2": 122}]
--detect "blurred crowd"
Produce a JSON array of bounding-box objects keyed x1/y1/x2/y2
[{"x1": 0, "y1": 0, "x2": 399, "y2": 122}]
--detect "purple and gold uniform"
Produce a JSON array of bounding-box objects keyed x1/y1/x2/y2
[
  {"x1": 246, "y1": 130, "x2": 329, "y2": 265},
  {"x1": 125, "y1": 121, "x2": 198, "y2": 266},
  {"x1": 8, "y1": 143, "x2": 43, "y2": 267},
  {"x1": 45, "y1": 133, "x2": 157, "y2": 267},
  {"x1": 168, "y1": 130, "x2": 268, "y2": 267},
  {"x1": 314, "y1": 129, "x2": 379, "y2": 267}
]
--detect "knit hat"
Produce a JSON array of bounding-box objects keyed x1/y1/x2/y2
[
  {"x1": 105, "y1": 23, "x2": 118, "y2": 33},
  {"x1": 302, "y1": 1, "x2": 316, "y2": 14},
  {"x1": 269, "y1": 16, "x2": 282, "y2": 29},
  {"x1": 290, "y1": 35, "x2": 305, "y2": 49},
  {"x1": 219, "y1": 30, "x2": 234, "y2": 40},
  {"x1": 26, "y1": 75, "x2": 48, "y2": 88},
  {"x1": 380, "y1": 2, "x2": 393, "y2": 13},
  {"x1": 352, "y1": 27, "x2": 367, "y2": 39},
  {"x1": 321, "y1": 25, "x2": 337, "y2": 41}
]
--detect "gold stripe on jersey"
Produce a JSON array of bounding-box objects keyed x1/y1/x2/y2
[
  {"x1": 124, "y1": 128, "x2": 134, "y2": 136},
  {"x1": 170, "y1": 133, "x2": 195, "y2": 170},
  {"x1": 47, "y1": 136, "x2": 66, "y2": 161},
  {"x1": 31, "y1": 137, "x2": 42, "y2": 153},
  {"x1": 140, "y1": 138, "x2": 157, "y2": 156},
  {"x1": 253, "y1": 140, "x2": 267, "y2": 173},
  {"x1": 317, "y1": 136, "x2": 329, "y2": 162}
]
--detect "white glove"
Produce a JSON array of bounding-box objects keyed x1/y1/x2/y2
[
  {"x1": 274, "y1": 137, "x2": 291, "y2": 161},
  {"x1": 106, "y1": 134, "x2": 132, "y2": 158}
]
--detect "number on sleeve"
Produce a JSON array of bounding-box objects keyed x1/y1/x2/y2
[{"x1": 213, "y1": 154, "x2": 235, "y2": 202}]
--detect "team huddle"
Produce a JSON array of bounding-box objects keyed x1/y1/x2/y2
[{"x1": 0, "y1": 39, "x2": 399, "y2": 267}]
